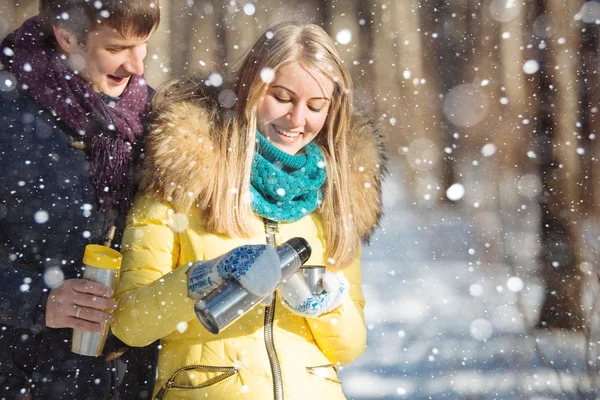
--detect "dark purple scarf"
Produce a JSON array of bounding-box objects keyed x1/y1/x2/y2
[{"x1": 0, "y1": 17, "x2": 148, "y2": 214}]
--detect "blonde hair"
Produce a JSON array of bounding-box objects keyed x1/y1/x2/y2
[{"x1": 172, "y1": 22, "x2": 358, "y2": 268}]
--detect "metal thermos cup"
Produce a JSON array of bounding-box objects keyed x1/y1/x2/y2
[
  {"x1": 194, "y1": 237, "x2": 311, "y2": 334},
  {"x1": 71, "y1": 244, "x2": 122, "y2": 357},
  {"x1": 300, "y1": 265, "x2": 326, "y2": 295}
]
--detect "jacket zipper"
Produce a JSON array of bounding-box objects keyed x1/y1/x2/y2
[
  {"x1": 153, "y1": 365, "x2": 238, "y2": 400},
  {"x1": 264, "y1": 219, "x2": 284, "y2": 400}
]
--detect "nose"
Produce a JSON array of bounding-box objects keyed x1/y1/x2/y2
[
  {"x1": 288, "y1": 103, "x2": 305, "y2": 128},
  {"x1": 124, "y1": 45, "x2": 146, "y2": 76}
]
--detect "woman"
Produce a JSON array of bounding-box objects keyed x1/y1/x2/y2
[
  {"x1": 112, "y1": 22, "x2": 385, "y2": 399},
  {"x1": 0, "y1": 0, "x2": 159, "y2": 398}
]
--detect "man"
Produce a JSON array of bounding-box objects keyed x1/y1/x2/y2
[{"x1": 0, "y1": 0, "x2": 160, "y2": 397}]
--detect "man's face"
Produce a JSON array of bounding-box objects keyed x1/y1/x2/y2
[{"x1": 64, "y1": 25, "x2": 150, "y2": 97}]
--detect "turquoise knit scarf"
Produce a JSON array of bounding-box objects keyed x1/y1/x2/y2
[{"x1": 250, "y1": 132, "x2": 326, "y2": 222}]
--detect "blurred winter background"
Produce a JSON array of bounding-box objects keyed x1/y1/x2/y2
[{"x1": 2, "y1": 0, "x2": 600, "y2": 398}]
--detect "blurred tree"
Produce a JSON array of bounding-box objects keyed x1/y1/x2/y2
[{"x1": 533, "y1": 0, "x2": 587, "y2": 331}]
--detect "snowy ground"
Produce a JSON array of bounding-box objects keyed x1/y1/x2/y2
[{"x1": 339, "y1": 165, "x2": 598, "y2": 400}]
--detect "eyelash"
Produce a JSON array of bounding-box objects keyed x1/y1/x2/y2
[
  {"x1": 274, "y1": 95, "x2": 323, "y2": 113},
  {"x1": 106, "y1": 48, "x2": 123, "y2": 53}
]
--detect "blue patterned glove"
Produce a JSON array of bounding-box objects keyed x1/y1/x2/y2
[
  {"x1": 187, "y1": 245, "x2": 281, "y2": 300},
  {"x1": 278, "y1": 271, "x2": 349, "y2": 318}
]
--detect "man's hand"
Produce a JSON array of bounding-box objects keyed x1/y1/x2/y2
[{"x1": 46, "y1": 279, "x2": 117, "y2": 332}]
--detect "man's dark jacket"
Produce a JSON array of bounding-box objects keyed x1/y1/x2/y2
[{"x1": 0, "y1": 81, "x2": 157, "y2": 399}]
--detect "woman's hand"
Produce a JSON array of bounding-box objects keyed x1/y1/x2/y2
[
  {"x1": 46, "y1": 279, "x2": 117, "y2": 332},
  {"x1": 279, "y1": 271, "x2": 349, "y2": 318},
  {"x1": 187, "y1": 244, "x2": 281, "y2": 300}
]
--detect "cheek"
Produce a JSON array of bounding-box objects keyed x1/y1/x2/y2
[
  {"x1": 139, "y1": 46, "x2": 148, "y2": 61},
  {"x1": 258, "y1": 98, "x2": 281, "y2": 122},
  {"x1": 309, "y1": 113, "x2": 328, "y2": 133},
  {"x1": 93, "y1": 53, "x2": 122, "y2": 74},
  {"x1": 256, "y1": 104, "x2": 267, "y2": 122}
]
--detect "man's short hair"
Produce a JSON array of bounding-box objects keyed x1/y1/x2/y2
[{"x1": 39, "y1": 0, "x2": 160, "y2": 42}]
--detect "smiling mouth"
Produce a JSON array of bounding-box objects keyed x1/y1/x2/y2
[
  {"x1": 273, "y1": 125, "x2": 301, "y2": 138},
  {"x1": 107, "y1": 75, "x2": 129, "y2": 84}
]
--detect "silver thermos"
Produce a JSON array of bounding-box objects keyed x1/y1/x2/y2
[
  {"x1": 194, "y1": 237, "x2": 311, "y2": 334},
  {"x1": 71, "y1": 244, "x2": 121, "y2": 356},
  {"x1": 300, "y1": 265, "x2": 326, "y2": 295}
]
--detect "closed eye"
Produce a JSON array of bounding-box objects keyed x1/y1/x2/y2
[{"x1": 274, "y1": 95, "x2": 291, "y2": 103}]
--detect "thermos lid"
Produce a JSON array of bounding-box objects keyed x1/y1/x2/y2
[
  {"x1": 285, "y1": 237, "x2": 311, "y2": 264},
  {"x1": 83, "y1": 244, "x2": 122, "y2": 270}
]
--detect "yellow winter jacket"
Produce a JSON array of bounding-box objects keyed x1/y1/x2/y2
[
  {"x1": 111, "y1": 80, "x2": 385, "y2": 400},
  {"x1": 113, "y1": 196, "x2": 366, "y2": 400}
]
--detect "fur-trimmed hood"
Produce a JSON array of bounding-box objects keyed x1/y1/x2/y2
[{"x1": 142, "y1": 76, "x2": 387, "y2": 241}]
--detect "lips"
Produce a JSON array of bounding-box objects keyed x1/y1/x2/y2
[
  {"x1": 273, "y1": 125, "x2": 302, "y2": 139},
  {"x1": 107, "y1": 75, "x2": 129, "y2": 85}
]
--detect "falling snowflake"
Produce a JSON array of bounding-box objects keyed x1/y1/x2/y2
[
  {"x1": 260, "y1": 68, "x2": 275, "y2": 84},
  {"x1": 446, "y1": 183, "x2": 465, "y2": 201},
  {"x1": 522, "y1": 59, "x2": 540, "y2": 74},
  {"x1": 336, "y1": 29, "x2": 352, "y2": 45},
  {"x1": 34, "y1": 210, "x2": 49, "y2": 224},
  {"x1": 243, "y1": 3, "x2": 255, "y2": 15}
]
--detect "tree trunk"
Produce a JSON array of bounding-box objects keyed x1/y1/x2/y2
[{"x1": 535, "y1": 0, "x2": 585, "y2": 331}]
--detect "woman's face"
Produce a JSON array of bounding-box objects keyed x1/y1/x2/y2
[
  {"x1": 60, "y1": 25, "x2": 150, "y2": 97},
  {"x1": 257, "y1": 61, "x2": 334, "y2": 155}
]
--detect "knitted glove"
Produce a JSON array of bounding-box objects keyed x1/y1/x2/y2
[
  {"x1": 278, "y1": 271, "x2": 348, "y2": 318},
  {"x1": 187, "y1": 245, "x2": 281, "y2": 301}
]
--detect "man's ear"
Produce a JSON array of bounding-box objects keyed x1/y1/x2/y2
[{"x1": 53, "y1": 25, "x2": 79, "y2": 55}]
